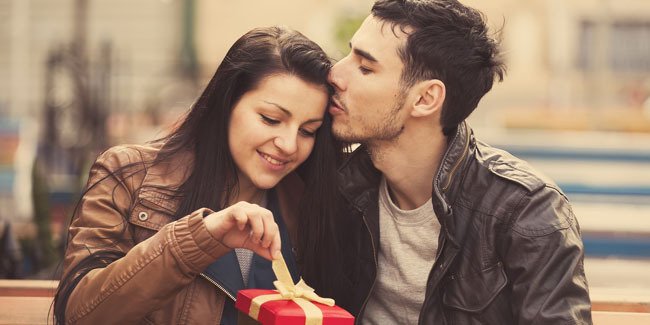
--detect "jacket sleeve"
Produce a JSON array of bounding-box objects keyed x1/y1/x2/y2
[
  {"x1": 503, "y1": 186, "x2": 592, "y2": 325},
  {"x1": 60, "y1": 147, "x2": 230, "y2": 324}
]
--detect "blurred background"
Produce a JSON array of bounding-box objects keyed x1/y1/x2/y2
[{"x1": 0, "y1": 0, "x2": 648, "y2": 299}]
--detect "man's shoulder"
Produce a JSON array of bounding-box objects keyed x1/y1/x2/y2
[
  {"x1": 470, "y1": 139, "x2": 560, "y2": 195},
  {"x1": 466, "y1": 140, "x2": 574, "y2": 234}
]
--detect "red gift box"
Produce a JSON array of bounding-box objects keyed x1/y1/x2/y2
[{"x1": 236, "y1": 289, "x2": 354, "y2": 325}]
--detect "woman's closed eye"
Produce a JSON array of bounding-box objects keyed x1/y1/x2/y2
[
  {"x1": 261, "y1": 112, "x2": 320, "y2": 138},
  {"x1": 260, "y1": 114, "x2": 280, "y2": 125},
  {"x1": 299, "y1": 128, "x2": 317, "y2": 137}
]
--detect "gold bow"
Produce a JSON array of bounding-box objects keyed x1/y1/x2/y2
[{"x1": 247, "y1": 256, "x2": 335, "y2": 325}]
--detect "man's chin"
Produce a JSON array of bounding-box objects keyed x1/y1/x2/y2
[{"x1": 332, "y1": 127, "x2": 363, "y2": 143}]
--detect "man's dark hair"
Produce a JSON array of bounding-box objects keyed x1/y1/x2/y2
[{"x1": 372, "y1": 0, "x2": 506, "y2": 135}]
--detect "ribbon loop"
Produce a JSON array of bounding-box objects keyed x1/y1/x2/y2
[
  {"x1": 246, "y1": 255, "x2": 337, "y2": 325},
  {"x1": 271, "y1": 256, "x2": 336, "y2": 307}
]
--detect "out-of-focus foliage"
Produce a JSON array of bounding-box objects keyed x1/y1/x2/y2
[{"x1": 334, "y1": 15, "x2": 365, "y2": 58}]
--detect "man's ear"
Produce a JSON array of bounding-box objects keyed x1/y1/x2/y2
[{"x1": 411, "y1": 79, "x2": 445, "y2": 118}]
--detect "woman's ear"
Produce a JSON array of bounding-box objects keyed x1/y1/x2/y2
[{"x1": 411, "y1": 79, "x2": 445, "y2": 118}]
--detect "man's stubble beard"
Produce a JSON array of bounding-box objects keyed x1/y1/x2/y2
[{"x1": 332, "y1": 90, "x2": 407, "y2": 145}]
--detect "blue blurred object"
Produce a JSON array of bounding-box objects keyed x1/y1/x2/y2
[
  {"x1": 583, "y1": 234, "x2": 650, "y2": 258},
  {"x1": 501, "y1": 145, "x2": 650, "y2": 163},
  {"x1": 559, "y1": 183, "x2": 650, "y2": 197}
]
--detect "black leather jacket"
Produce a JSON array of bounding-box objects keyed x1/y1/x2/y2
[{"x1": 334, "y1": 122, "x2": 592, "y2": 324}]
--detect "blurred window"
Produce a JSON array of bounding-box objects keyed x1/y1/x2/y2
[
  {"x1": 579, "y1": 20, "x2": 650, "y2": 72},
  {"x1": 578, "y1": 21, "x2": 597, "y2": 71},
  {"x1": 610, "y1": 22, "x2": 650, "y2": 71}
]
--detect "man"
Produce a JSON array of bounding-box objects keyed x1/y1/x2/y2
[{"x1": 325, "y1": 0, "x2": 591, "y2": 324}]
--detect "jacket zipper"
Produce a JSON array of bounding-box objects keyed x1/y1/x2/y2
[
  {"x1": 199, "y1": 272, "x2": 236, "y2": 301},
  {"x1": 198, "y1": 273, "x2": 233, "y2": 325},
  {"x1": 418, "y1": 235, "x2": 447, "y2": 325},
  {"x1": 356, "y1": 212, "x2": 378, "y2": 325}
]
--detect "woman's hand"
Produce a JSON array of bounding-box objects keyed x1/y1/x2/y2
[{"x1": 203, "y1": 202, "x2": 281, "y2": 260}]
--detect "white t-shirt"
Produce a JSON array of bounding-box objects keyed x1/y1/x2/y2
[{"x1": 362, "y1": 177, "x2": 441, "y2": 324}]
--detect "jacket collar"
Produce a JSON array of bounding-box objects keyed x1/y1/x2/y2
[
  {"x1": 338, "y1": 146, "x2": 381, "y2": 213},
  {"x1": 432, "y1": 121, "x2": 472, "y2": 215},
  {"x1": 339, "y1": 121, "x2": 472, "y2": 213}
]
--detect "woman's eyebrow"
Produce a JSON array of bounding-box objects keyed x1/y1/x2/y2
[
  {"x1": 263, "y1": 100, "x2": 291, "y2": 117},
  {"x1": 303, "y1": 118, "x2": 324, "y2": 124},
  {"x1": 263, "y1": 100, "x2": 323, "y2": 124}
]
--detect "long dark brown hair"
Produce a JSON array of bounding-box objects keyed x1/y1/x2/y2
[{"x1": 53, "y1": 26, "x2": 346, "y2": 323}]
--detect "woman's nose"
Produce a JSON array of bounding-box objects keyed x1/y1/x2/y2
[{"x1": 273, "y1": 132, "x2": 298, "y2": 155}]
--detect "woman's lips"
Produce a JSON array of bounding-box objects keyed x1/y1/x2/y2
[{"x1": 258, "y1": 151, "x2": 289, "y2": 171}]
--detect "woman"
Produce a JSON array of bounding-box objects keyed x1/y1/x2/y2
[{"x1": 53, "y1": 26, "x2": 344, "y2": 324}]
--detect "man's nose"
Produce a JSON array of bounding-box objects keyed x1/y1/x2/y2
[{"x1": 328, "y1": 60, "x2": 346, "y2": 91}]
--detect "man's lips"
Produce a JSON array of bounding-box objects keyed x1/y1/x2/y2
[{"x1": 329, "y1": 97, "x2": 345, "y2": 115}]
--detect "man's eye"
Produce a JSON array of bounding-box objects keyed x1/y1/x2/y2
[
  {"x1": 359, "y1": 66, "x2": 372, "y2": 75},
  {"x1": 260, "y1": 114, "x2": 280, "y2": 125}
]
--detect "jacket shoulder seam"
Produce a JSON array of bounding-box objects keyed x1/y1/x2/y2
[
  {"x1": 485, "y1": 159, "x2": 546, "y2": 193},
  {"x1": 510, "y1": 185, "x2": 574, "y2": 237}
]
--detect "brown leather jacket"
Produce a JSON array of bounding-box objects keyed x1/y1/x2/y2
[{"x1": 61, "y1": 144, "x2": 302, "y2": 324}]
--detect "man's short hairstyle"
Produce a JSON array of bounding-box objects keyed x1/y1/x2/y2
[{"x1": 372, "y1": 0, "x2": 506, "y2": 135}]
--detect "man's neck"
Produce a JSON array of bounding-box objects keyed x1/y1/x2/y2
[{"x1": 367, "y1": 124, "x2": 447, "y2": 210}]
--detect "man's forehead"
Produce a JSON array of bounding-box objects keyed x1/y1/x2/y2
[{"x1": 351, "y1": 15, "x2": 410, "y2": 54}]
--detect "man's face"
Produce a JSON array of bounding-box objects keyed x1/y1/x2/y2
[{"x1": 328, "y1": 15, "x2": 411, "y2": 143}]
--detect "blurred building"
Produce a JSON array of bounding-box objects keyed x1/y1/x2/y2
[
  {"x1": 1, "y1": 0, "x2": 186, "y2": 120},
  {"x1": 464, "y1": 0, "x2": 650, "y2": 131},
  {"x1": 0, "y1": 0, "x2": 191, "y2": 276}
]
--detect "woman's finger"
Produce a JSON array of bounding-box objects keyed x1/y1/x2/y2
[
  {"x1": 270, "y1": 230, "x2": 282, "y2": 260},
  {"x1": 260, "y1": 212, "x2": 278, "y2": 248},
  {"x1": 246, "y1": 208, "x2": 265, "y2": 244},
  {"x1": 232, "y1": 208, "x2": 249, "y2": 231}
]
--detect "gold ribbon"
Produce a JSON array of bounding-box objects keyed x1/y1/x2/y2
[{"x1": 247, "y1": 255, "x2": 335, "y2": 325}]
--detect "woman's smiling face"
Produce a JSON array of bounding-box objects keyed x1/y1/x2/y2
[{"x1": 228, "y1": 73, "x2": 328, "y2": 191}]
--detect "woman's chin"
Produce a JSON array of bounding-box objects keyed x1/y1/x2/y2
[{"x1": 251, "y1": 177, "x2": 282, "y2": 190}]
